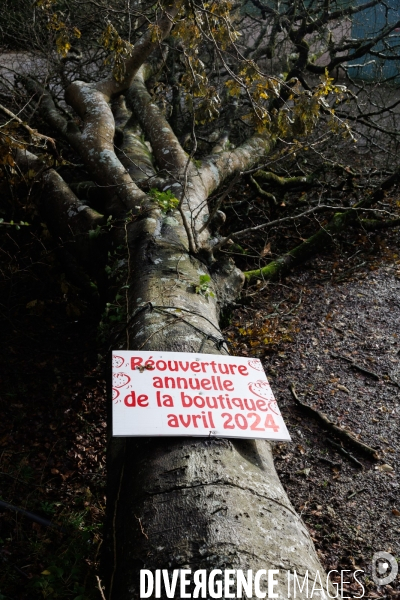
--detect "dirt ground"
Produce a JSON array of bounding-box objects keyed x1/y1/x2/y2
[
  {"x1": 0, "y1": 223, "x2": 399, "y2": 598},
  {"x1": 227, "y1": 244, "x2": 400, "y2": 598},
  {"x1": 278, "y1": 264, "x2": 400, "y2": 598}
]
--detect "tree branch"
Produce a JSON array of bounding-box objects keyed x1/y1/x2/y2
[
  {"x1": 117, "y1": 117, "x2": 157, "y2": 183},
  {"x1": 94, "y1": 1, "x2": 184, "y2": 101},
  {"x1": 198, "y1": 134, "x2": 273, "y2": 198},
  {"x1": 22, "y1": 77, "x2": 71, "y2": 139},
  {"x1": 125, "y1": 65, "x2": 188, "y2": 176},
  {"x1": 243, "y1": 168, "x2": 400, "y2": 282},
  {"x1": 63, "y1": 82, "x2": 147, "y2": 210},
  {"x1": 0, "y1": 102, "x2": 57, "y2": 151},
  {"x1": 243, "y1": 208, "x2": 356, "y2": 283},
  {"x1": 214, "y1": 203, "x2": 341, "y2": 252},
  {"x1": 358, "y1": 217, "x2": 400, "y2": 230},
  {"x1": 307, "y1": 18, "x2": 400, "y2": 74},
  {"x1": 11, "y1": 147, "x2": 104, "y2": 238}
]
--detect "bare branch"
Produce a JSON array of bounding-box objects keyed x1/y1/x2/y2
[
  {"x1": 213, "y1": 200, "x2": 400, "y2": 253},
  {"x1": 125, "y1": 66, "x2": 188, "y2": 176},
  {"x1": 94, "y1": 1, "x2": 184, "y2": 100},
  {"x1": 0, "y1": 102, "x2": 57, "y2": 150}
]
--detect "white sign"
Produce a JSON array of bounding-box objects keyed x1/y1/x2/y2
[{"x1": 112, "y1": 351, "x2": 291, "y2": 441}]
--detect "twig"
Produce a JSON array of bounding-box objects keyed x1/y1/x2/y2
[
  {"x1": 333, "y1": 261, "x2": 367, "y2": 282},
  {"x1": 96, "y1": 575, "x2": 107, "y2": 600},
  {"x1": 109, "y1": 460, "x2": 125, "y2": 600},
  {"x1": 0, "y1": 471, "x2": 31, "y2": 485},
  {"x1": 249, "y1": 174, "x2": 277, "y2": 204},
  {"x1": 330, "y1": 352, "x2": 353, "y2": 363},
  {"x1": 137, "y1": 318, "x2": 177, "y2": 350},
  {"x1": 330, "y1": 352, "x2": 380, "y2": 380},
  {"x1": 179, "y1": 107, "x2": 199, "y2": 254},
  {"x1": 134, "y1": 514, "x2": 149, "y2": 539},
  {"x1": 0, "y1": 102, "x2": 57, "y2": 150},
  {"x1": 199, "y1": 173, "x2": 240, "y2": 233},
  {"x1": 213, "y1": 203, "x2": 336, "y2": 250},
  {"x1": 217, "y1": 166, "x2": 400, "y2": 253},
  {"x1": 387, "y1": 373, "x2": 400, "y2": 389},
  {"x1": 213, "y1": 203, "x2": 381, "y2": 251},
  {"x1": 289, "y1": 383, "x2": 379, "y2": 460},
  {"x1": 326, "y1": 439, "x2": 363, "y2": 468},
  {"x1": 350, "y1": 363, "x2": 380, "y2": 380},
  {"x1": 347, "y1": 487, "x2": 367, "y2": 499},
  {"x1": 124, "y1": 220, "x2": 131, "y2": 350},
  {"x1": 0, "y1": 551, "x2": 30, "y2": 578},
  {"x1": 319, "y1": 456, "x2": 342, "y2": 468},
  {"x1": 0, "y1": 499, "x2": 64, "y2": 530}
]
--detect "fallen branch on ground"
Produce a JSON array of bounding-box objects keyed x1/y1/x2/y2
[
  {"x1": 318, "y1": 456, "x2": 342, "y2": 468},
  {"x1": 244, "y1": 206, "x2": 358, "y2": 282},
  {"x1": 330, "y1": 352, "x2": 380, "y2": 380},
  {"x1": 326, "y1": 439, "x2": 363, "y2": 469},
  {"x1": 289, "y1": 383, "x2": 379, "y2": 460},
  {"x1": 253, "y1": 169, "x2": 315, "y2": 188},
  {"x1": 0, "y1": 499, "x2": 63, "y2": 531},
  {"x1": 243, "y1": 168, "x2": 400, "y2": 283},
  {"x1": 347, "y1": 487, "x2": 367, "y2": 499},
  {"x1": 249, "y1": 174, "x2": 277, "y2": 204},
  {"x1": 359, "y1": 217, "x2": 400, "y2": 230}
]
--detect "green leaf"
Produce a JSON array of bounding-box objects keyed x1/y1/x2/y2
[
  {"x1": 88, "y1": 225, "x2": 102, "y2": 239},
  {"x1": 149, "y1": 188, "x2": 179, "y2": 212},
  {"x1": 199, "y1": 274, "x2": 211, "y2": 285}
]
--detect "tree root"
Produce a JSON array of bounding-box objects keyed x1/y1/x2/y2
[{"x1": 289, "y1": 383, "x2": 379, "y2": 460}]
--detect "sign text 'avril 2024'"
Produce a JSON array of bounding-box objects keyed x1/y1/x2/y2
[{"x1": 112, "y1": 351, "x2": 291, "y2": 441}]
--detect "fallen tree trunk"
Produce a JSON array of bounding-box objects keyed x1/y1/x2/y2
[
  {"x1": 9, "y1": 9, "x2": 337, "y2": 594},
  {"x1": 102, "y1": 208, "x2": 329, "y2": 600},
  {"x1": 10, "y1": 139, "x2": 329, "y2": 600}
]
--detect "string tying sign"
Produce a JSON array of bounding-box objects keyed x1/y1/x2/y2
[{"x1": 112, "y1": 351, "x2": 291, "y2": 441}]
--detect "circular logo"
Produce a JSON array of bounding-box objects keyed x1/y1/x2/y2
[{"x1": 372, "y1": 552, "x2": 398, "y2": 585}]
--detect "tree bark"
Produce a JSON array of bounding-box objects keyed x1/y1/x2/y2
[{"x1": 102, "y1": 208, "x2": 327, "y2": 600}]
